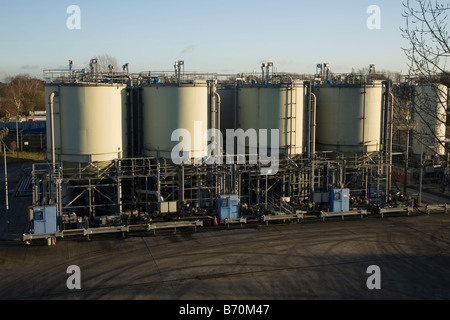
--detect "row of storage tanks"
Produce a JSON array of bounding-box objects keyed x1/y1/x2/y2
[{"x1": 44, "y1": 78, "x2": 448, "y2": 163}]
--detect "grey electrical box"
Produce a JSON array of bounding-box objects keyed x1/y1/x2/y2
[{"x1": 32, "y1": 206, "x2": 57, "y2": 235}]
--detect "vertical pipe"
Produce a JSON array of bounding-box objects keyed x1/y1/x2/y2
[
  {"x1": 382, "y1": 81, "x2": 390, "y2": 202},
  {"x1": 261, "y1": 65, "x2": 265, "y2": 85},
  {"x1": 48, "y1": 92, "x2": 59, "y2": 174},
  {"x1": 265, "y1": 175, "x2": 268, "y2": 210},
  {"x1": 288, "y1": 172, "x2": 292, "y2": 198},
  {"x1": 238, "y1": 172, "x2": 241, "y2": 200},
  {"x1": 234, "y1": 80, "x2": 240, "y2": 156},
  {"x1": 404, "y1": 128, "x2": 410, "y2": 194},
  {"x1": 57, "y1": 176, "x2": 62, "y2": 225},
  {"x1": 248, "y1": 171, "x2": 252, "y2": 205},
  {"x1": 309, "y1": 83, "x2": 317, "y2": 195},
  {"x1": 48, "y1": 92, "x2": 59, "y2": 206},
  {"x1": 311, "y1": 92, "x2": 317, "y2": 158},
  {"x1": 306, "y1": 82, "x2": 311, "y2": 158},
  {"x1": 138, "y1": 87, "x2": 143, "y2": 156},
  {"x1": 210, "y1": 83, "x2": 216, "y2": 147},
  {"x1": 419, "y1": 143, "x2": 423, "y2": 205},
  {"x1": 117, "y1": 175, "x2": 122, "y2": 214},
  {"x1": 256, "y1": 168, "x2": 260, "y2": 205},
  {"x1": 15, "y1": 118, "x2": 19, "y2": 160},
  {"x1": 215, "y1": 91, "x2": 221, "y2": 140},
  {"x1": 179, "y1": 165, "x2": 185, "y2": 204},
  {"x1": 129, "y1": 87, "x2": 134, "y2": 156},
  {"x1": 288, "y1": 83, "x2": 293, "y2": 158},
  {"x1": 234, "y1": 83, "x2": 237, "y2": 131},
  {"x1": 145, "y1": 176, "x2": 148, "y2": 214},
  {"x1": 157, "y1": 159, "x2": 161, "y2": 214},
  {"x1": 3, "y1": 143, "x2": 8, "y2": 211},
  {"x1": 88, "y1": 179, "x2": 92, "y2": 218},
  {"x1": 362, "y1": 80, "x2": 367, "y2": 154},
  {"x1": 382, "y1": 85, "x2": 388, "y2": 154},
  {"x1": 32, "y1": 163, "x2": 37, "y2": 206},
  {"x1": 197, "y1": 166, "x2": 201, "y2": 207},
  {"x1": 364, "y1": 166, "x2": 368, "y2": 199},
  {"x1": 388, "y1": 92, "x2": 394, "y2": 196},
  {"x1": 210, "y1": 82, "x2": 221, "y2": 158},
  {"x1": 310, "y1": 160, "x2": 315, "y2": 194}
]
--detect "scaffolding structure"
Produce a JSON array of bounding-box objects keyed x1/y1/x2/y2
[{"x1": 30, "y1": 149, "x2": 389, "y2": 232}]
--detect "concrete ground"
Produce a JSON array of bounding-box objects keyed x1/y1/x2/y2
[
  {"x1": 0, "y1": 213, "x2": 449, "y2": 300},
  {"x1": 0, "y1": 160, "x2": 35, "y2": 239},
  {"x1": 0, "y1": 159, "x2": 449, "y2": 301}
]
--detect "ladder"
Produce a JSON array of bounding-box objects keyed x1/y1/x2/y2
[{"x1": 284, "y1": 85, "x2": 297, "y2": 156}]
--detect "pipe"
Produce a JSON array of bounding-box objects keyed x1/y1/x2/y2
[
  {"x1": 362, "y1": 79, "x2": 367, "y2": 154},
  {"x1": 382, "y1": 80, "x2": 391, "y2": 202},
  {"x1": 311, "y1": 92, "x2": 317, "y2": 158},
  {"x1": 382, "y1": 81, "x2": 390, "y2": 155},
  {"x1": 388, "y1": 92, "x2": 394, "y2": 196},
  {"x1": 3, "y1": 143, "x2": 8, "y2": 211},
  {"x1": 214, "y1": 91, "x2": 221, "y2": 136},
  {"x1": 209, "y1": 82, "x2": 221, "y2": 157},
  {"x1": 261, "y1": 65, "x2": 265, "y2": 84},
  {"x1": 49, "y1": 91, "x2": 59, "y2": 174},
  {"x1": 305, "y1": 81, "x2": 317, "y2": 159},
  {"x1": 210, "y1": 84, "x2": 216, "y2": 153},
  {"x1": 213, "y1": 90, "x2": 221, "y2": 157},
  {"x1": 126, "y1": 76, "x2": 135, "y2": 157},
  {"x1": 174, "y1": 62, "x2": 178, "y2": 81},
  {"x1": 48, "y1": 91, "x2": 59, "y2": 206},
  {"x1": 304, "y1": 81, "x2": 311, "y2": 157}
]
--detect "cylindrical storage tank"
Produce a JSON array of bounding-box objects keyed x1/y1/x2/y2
[
  {"x1": 412, "y1": 83, "x2": 448, "y2": 156},
  {"x1": 217, "y1": 85, "x2": 237, "y2": 134},
  {"x1": 237, "y1": 81, "x2": 306, "y2": 156},
  {"x1": 141, "y1": 81, "x2": 209, "y2": 160},
  {"x1": 315, "y1": 81, "x2": 383, "y2": 153},
  {"x1": 45, "y1": 84, "x2": 128, "y2": 163}
]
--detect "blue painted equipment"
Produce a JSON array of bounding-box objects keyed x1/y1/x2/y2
[
  {"x1": 329, "y1": 189, "x2": 350, "y2": 212},
  {"x1": 218, "y1": 195, "x2": 239, "y2": 221}
]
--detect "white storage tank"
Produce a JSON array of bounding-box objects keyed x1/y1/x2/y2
[
  {"x1": 315, "y1": 81, "x2": 384, "y2": 153},
  {"x1": 45, "y1": 84, "x2": 128, "y2": 163},
  {"x1": 141, "y1": 81, "x2": 210, "y2": 160},
  {"x1": 412, "y1": 83, "x2": 448, "y2": 156},
  {"x1": 237, "y1": 81, "x2": 307, "y2": 156}
]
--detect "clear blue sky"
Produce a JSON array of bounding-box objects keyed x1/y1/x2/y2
[{"x1": 0, "y1": 0, "x2": 411, "y2": 80}]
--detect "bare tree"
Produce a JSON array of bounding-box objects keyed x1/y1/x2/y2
[
  {"x1": 7, "y1": 75, "x2": 25, "y2": 117},
  {"x1": 401, "y1": 0, "x2": 450, "y2": 77},
  {"x1": 0, "y1": 75, "x2": 45, "y2": 158},
  {"x1": 401, "y1": 0, "x2": 450, "y2": 159},
  {"x1": 5, "y1": 75, "x2": 27, "y2": 159},
  {"x1": 94, "y1": 54, "x2": 119, "y2": 73},
  {"x1": 4, "y1": 75, "x2": 44, "y2": 116}
]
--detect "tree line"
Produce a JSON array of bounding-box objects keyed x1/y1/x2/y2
[
  {"x1": 0, "y1": 55, "x2": 119, "y2": 121},
  {"x1": 0, "y1": 75, "x2": 45, "y2": 120}
]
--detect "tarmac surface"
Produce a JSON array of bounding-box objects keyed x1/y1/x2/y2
[
  {"x1": 0, "y1": 213, "x2": 449, "y2": 300},
  {"x1": 0, "y1": 160, "x2": 449, "y2": 301}
]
